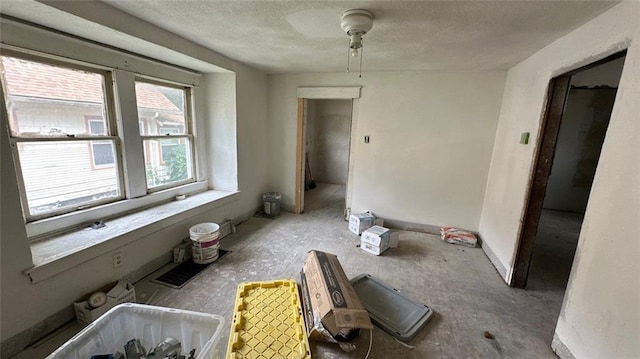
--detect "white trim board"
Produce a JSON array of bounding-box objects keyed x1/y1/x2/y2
[{"x1": 296, "y1": 86, "x2": 361, "y2": 99}]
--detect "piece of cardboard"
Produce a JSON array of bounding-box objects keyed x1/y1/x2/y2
[
  {"x1": 74, "y1": 281, "x2": 136, "y2": 325},
  {"x1": 348, "y1": 213, "x2": 375, "y2": 235},
  {"x1": 300, "y1": 250, "x2": 373, "y2": 342}
]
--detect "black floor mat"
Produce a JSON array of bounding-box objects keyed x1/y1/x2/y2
[{"x1": 152, "y1": 249, "x2": 230, "y2": 289}]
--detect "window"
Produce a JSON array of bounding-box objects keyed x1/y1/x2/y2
[
  {"x1": 0, "y1": 51, "x2": 200, "y2": 228},
  {"x1": 135, "y1": 81, "x2": 194, "y2": 189},
  {"x1": 87, "y1": 117, "x2": 115, "y2": 166},
  {"x1": 0, "y1": 55, "x2": 121, "y2": 218}
]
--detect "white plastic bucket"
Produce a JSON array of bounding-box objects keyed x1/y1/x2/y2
[{"x1": 190, "y1": 223, "x2": 220, "y2": 264}]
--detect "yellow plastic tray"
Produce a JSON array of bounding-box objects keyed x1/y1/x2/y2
[{"x1": 226, "y1": 279, "x2": 311, "y2": 359}]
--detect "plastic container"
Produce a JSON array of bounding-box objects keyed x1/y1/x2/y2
[
  {"x1": 262, "y1": 192, "x2": 282, "y2": 217},
  {"x1": 48, "y1": 303, "x2": 225, "y2": 359},
  {"x1": 190, "y1": 223, "x2": 220, "y2": 264},
  {"x1": 350, "y1": 274, "x2": 433, "y2": 341},
  {"x1": 227, "y1": 280, "x2": 310, "y2": 358}
]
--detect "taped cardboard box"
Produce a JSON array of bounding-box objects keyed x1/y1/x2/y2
[
  {"x1": 361, "y1": 225, "x2": 391, "y2": 255},
  {"x1": 348, "y1": 213, "x2": 375, "y2": 235},
  {"x1": 300, "y1": 250, "x2": 373, "y2": 342},
  {"x1": 74, "y1": 281, "x2": 136, "y2": 325}
]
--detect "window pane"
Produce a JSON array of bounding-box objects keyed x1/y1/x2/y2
[
  {"x1": 0, "y1": 56, "x2": 107, "y2": 137},
  {"x1": 91, "y1": 141, "x2": 115, "y2": 166},
  {"x1": 17, "y1": 141, "x2": 120, "y2": 216},
  {"x1": 135, "y1": 82, "x2": 186, "y2": 135},
  {"x1": 143, "y1": 138, "x2": 192, "y2": 188},
  {"x1": 88, "y1": 119, "x2": 106, "y2": 135}
]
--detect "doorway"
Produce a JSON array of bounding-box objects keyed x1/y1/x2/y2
[
  {"x1": 513, "y1": 51, "x2": 626, "y2": 290},
  {"x1": 301, "y1": 99, "x2": 354, "y2": 212}
]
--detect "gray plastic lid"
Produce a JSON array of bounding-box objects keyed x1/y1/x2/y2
[{"x1": 350, "y1": 273, "x2": 433, "y2": 342}]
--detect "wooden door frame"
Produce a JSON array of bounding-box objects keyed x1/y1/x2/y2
[
  {"x1": 294, "y1": 87, "x2": 361, "y2": 214},
  {"x1": 511, "y1": 75, "x2": 570, "y2": 288},
  {"x1": 294, "y1": 98, "x2": 305, "y2": 213},
  {"x1": 511, "y1": 50, "x2": 627, "y2": 288}
]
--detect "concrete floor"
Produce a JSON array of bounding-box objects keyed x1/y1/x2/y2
[
  {"x1": 528, "y1": 209, "x2": 583, "y2": 293},
  {"x1": 14, "y1": 186, "x2": 575, "y2": 358}
]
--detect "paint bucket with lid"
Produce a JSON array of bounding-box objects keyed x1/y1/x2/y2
[{"x1": 189, "y1": 223, "x2": 220, "y2": 264}]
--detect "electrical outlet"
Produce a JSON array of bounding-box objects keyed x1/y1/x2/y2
[{"x1": 113, "y1": 253, "x2": 123, "y2": 268}]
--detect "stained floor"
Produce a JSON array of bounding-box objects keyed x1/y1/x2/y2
[{"x1": 14, "y1": 187, "x2": 569, "y2": 358}]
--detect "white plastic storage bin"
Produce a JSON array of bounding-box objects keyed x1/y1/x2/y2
[{"x1": 47, "y1": 303, "x2": 224, "y2": 359}]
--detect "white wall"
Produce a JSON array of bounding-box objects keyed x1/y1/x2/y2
[
  {"x1": 0, "y1": 19, "x2": 268, "y2": 355},
  {"x1": 267, "y1": 72, "x2": 506, "y2": 231},
  {"x1": 307, "y1": 99, "x2": 352, "y2": 185},
  {"x1": 478, "y1": 1, "x2": 639, "y2": 357}
]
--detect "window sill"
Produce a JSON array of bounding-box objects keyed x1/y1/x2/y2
[{"x1": 25, "y1": 190, "x2": 239, "y2": 283}]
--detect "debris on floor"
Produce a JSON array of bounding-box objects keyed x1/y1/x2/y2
[
  {"x1": 73, "y1": 280, "x2": 136, "y2": 325},
  {"x1": 440, "y1": 226, "x2": 478, "y2": 248},
  {"x1": 484, "y1": 331, "x2": 495, "y2": 339},
  {"x1": 360, "y1": 225, "x2": 391, "y2": 255},
  {"x1": 300, "y1": 250, "x2": 373, "y2": 347},
  {"x1": 349, "y1": 212, "x2": 376, "y2": 235},
  {"x1": 350, "y1": 274, "x2": 433, "y2": 341}
]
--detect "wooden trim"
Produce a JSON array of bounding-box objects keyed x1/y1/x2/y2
[
  {"x1": 294, "y1": 98, "x2": 304, "y2": 214},
  {"x1": 512, "y1": 75, "x2": 571, "y2": 288}
]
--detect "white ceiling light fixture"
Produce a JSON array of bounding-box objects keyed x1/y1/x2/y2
[{"x1": 340, "y1": 9, "x2": 373, "y2": 77}]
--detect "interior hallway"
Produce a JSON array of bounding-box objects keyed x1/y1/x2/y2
[{"x1": 16, "y1": 191, "x2": 566, "y2": 358}]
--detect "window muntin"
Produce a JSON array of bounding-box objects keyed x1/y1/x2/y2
[
  {"x1": 135, "y1": 81, "x2": 194, "y2": 190},
  {"x1": 0, "y1": 55, "x2": 122, "y2": 219}
]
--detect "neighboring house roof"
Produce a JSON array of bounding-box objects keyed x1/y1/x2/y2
[{"x1": 1, "y1": 56, "x2": 180, "y2": 112}]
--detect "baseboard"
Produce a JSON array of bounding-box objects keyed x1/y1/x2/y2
[
  {"x1": 481, "y1": 240, "x2": 509, "y2": 282},
  {"x1": 0, "y1": 305, "x2": 75, "y2": 359},
  {"x1": 0, "y1": 250, "x2": 173, "y2": 359},
  {"x1": 1, "y1": 209, "x2": 253, "y2": 358},
  {"x1": 281, "y1": 203, "x2": 295, "y2": 213},
  {"x1": 382, "y1": 218, "x2": 441, "y2": 235},
  {"x1": 552, "y1": 333, "x2": 576, "y2": 359},
  {"x1": 235, "y1": 205, "x2": 263, "y2": 225}
]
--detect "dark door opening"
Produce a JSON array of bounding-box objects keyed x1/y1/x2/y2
[{"x1": 512, "y1": 51, "x2": 626, "y2": 290}]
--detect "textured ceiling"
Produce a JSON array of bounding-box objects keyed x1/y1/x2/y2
[
  {"x1": 101, "y1": 0, "x2": 619, "y2": 73},
  {"x1": 2, "y1": 1, "x2": 620, "y2": 74}
]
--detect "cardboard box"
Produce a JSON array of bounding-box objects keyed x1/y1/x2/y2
[
  {"x1": 361, "y1": 225, "x2": 391, "y2": 255},
  {"x1": 348, "y1": 213, "x2": 375, "y2": 235},
  {"x1": 74, "y1": 281, "x2": 136, "y2": 325},
  {"x1": 300, "y1": 250, "x2": 373, "y2": 341}
]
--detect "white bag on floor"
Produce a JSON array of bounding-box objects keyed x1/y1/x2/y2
[{"x1": 440, "y1": 227, "x2": 477, "y2": 248}]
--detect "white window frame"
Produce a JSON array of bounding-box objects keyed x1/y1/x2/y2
[
  {"x1": 1, "y1": 51, "x2": 125, "y2": 221},
  {"x1": 0, "y1": 46, "x2": 207, "y2": 240},
  {"x1": 135, "y1": 79, "x2": 196, "y2": 192}
]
